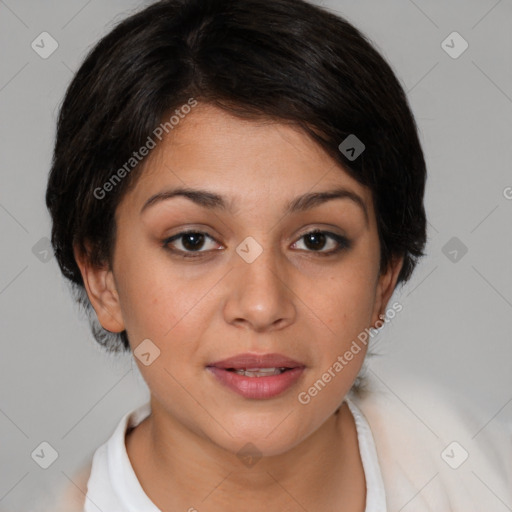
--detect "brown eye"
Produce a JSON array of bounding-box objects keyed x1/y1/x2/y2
[
  {"x1": 162, "y1": 230, "x2": 220, "y2": 257},
  {"x1": 303, "y1": 231, "x2": 328, "y2": 250},
  {"x1": 292, "y1": 230, "x2": 351, "y2": 255},
  {"x1": 179, "y1": 232, "x2": 206, "y2": 251}
]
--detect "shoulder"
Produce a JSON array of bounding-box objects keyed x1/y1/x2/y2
[
  {"x1": 352, "y1": 370, "x2": 511, "y2": 449},
  {"x1": 350, "y1": 371, "x2": 512, "y2": 510},
  {"x1": 51, "y1": 458, "x2": 93, "y2": 512},
  {"x1": 47, "y1": 403, "x2": 150, "y2": 511}
]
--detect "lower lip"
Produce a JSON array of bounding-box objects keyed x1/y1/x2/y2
[{"x1": 207, "y1": 367, "x2": 305, "y2": 399}]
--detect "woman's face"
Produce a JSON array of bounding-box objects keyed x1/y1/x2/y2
[{"x1": 79, "y1": 103, "x2": 402, "y2": 456}]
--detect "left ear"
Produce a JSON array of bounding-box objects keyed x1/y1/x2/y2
[{"x1": 370, "y1": 254, "x2": 404, "y2": 328}]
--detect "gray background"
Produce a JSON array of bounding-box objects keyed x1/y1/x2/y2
[{"x1": 1, "y1": 0, "x2": 511, "y2": 510}]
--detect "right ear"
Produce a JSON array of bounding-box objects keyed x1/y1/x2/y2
[{"x1": 73, "y1": 243, "x2": 125, "y2": 333}]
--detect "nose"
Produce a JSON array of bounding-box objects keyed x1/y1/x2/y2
[{"x1": 222, "y1": 242, "x2": 297, "y2": 333}]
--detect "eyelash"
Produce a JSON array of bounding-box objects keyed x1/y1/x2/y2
[{"x1": 161, "y1": 229, "x2": 351, "y2": 259}]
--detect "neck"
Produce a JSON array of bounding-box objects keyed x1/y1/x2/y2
[{"x1": 126, "y1": 398, "x2": 366, "y2": 511}]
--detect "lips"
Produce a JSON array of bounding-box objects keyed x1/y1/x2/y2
[
  {"x1": 206, "y1": 353, "x2": 306, "y2": 399},
  {"x1": 207, "y1": 353, "x2": 304, "y2": 371}
]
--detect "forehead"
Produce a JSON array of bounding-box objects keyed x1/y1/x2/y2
[{"x1": 119, "y1": 103, "x2": 374, "y2": 219}]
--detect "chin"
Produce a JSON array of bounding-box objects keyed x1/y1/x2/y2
[{"x1": 207, "y1": 414, "x2": 310, "y2": 459}]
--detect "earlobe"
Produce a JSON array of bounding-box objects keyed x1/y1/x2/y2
[
  {"x1": 73, "y1": 244, "x2": 125, "y2": 333},
  {"x1": 371, "y1": 255, "x2": 404, "y2": 328}
]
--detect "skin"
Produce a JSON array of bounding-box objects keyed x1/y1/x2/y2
[{"x1": 75, "y1": 103, "x2": 403, "y2": 511}]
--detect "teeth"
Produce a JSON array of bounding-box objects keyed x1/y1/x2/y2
[{"x1": 233, "y1": 367, "x2": 286, "y2": 377}]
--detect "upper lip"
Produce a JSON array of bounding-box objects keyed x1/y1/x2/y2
[{"x1": 207, "y1": 353, "x2": 305, "y2": 370}]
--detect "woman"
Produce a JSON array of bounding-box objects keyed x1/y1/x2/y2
[{"x1": 45, "y1": 0, "x2": 511, "y2": 510}]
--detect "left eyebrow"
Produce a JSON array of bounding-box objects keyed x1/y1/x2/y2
[
  {"x1": 285, "y1": 188, "x2": 369, "y2": 226},
  {"x1": 140, "y1": 186, "x2": 369, "y2": 226}
]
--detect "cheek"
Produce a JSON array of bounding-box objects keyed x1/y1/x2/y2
[
  {"x1": 112, "y1": 241, "x2": 176, "y2": 342},
  {"x1": 298, "y1": 270, "x2": 376, "y2": 405},
  {"x1": 319, "y1": 263, "x2": 378, "y2": 339},
  {"x1": 114, "y1": 247, "x2": 213, "y2": 350}
]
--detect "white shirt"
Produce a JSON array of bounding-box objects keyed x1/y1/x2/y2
[{"x1": 84, "y1": 397, "x2": 387, "y2": 511}]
